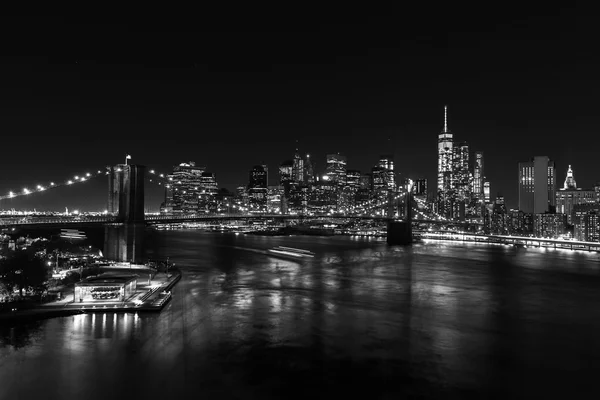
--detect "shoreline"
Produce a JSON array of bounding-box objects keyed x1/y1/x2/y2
[{"x1": 0, "y1": 270, "x2": 182, "y2": 325}]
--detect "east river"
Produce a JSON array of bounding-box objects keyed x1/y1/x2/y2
[{"x1": 2, "y1": 231, "x2": 600, "y2": 399}]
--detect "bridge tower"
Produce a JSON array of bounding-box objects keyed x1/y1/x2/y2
[
  {"x1": 104, "y1": 164, "x2": 146, "y2": 263},
  {"x1": 387, "y1": 181, "x2": 413, "y2": 245}
]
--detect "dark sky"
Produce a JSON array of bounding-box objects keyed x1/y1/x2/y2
[{"x1": 1, "y1": 7, "x2": 598, "y2": 211}]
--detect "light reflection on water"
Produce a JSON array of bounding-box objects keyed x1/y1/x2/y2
[{"x1": 2, "y1": 233, "x2": 600, "y2": 398}]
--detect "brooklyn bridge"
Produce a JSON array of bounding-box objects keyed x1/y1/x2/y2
[{"x1": 0, "y1": 163, "x2": 476, "y2": 262}]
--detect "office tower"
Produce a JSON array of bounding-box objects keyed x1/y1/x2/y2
[
  {"x1": 473, "y1": 151, "x2": 484, "y2": 198},
  {"x1": 346, "y1": 170, "x2": 361, "y2": 190},
  {"x1": 452, "y1": 141, "x2": 471, "y2": 219},
  {"x1": 292, "y1": 149, "x2": 304, "y2": 183},
  {"x1": 279, "y1": 160, "x2": 293, "y2": 186},
  {"x1": 563, "y1": 165, "x2": 576, "y2": 189},
  {"x1": 305, "y1": 154, "x2": 314, "y2": 184},
  {"x1": 483, "y1": 180, "x2": 491, "y2": 203},
  {"x1": 437, "y1": 105, "x2": 453, "y2": 203},
  {"x1": 534, "y1": 213, "x2": 566, "y2": 238},
  {"x1": 248, "y1": 165, "x2": 268, "y2": 212},
  {"x1": 491, "y1": 194, "x2": 508, "y2": 235},
  {"x1": 555, "y1": 165, "x2": 596, "y2": 224},
  {"x1": 166, "y1": 162, "x2": 207, "y2": 214},
  {"x1": 437, "y1": 106, "x2": 454, "y2": 217},
  {"x1": 413, "y1": 179, "x2": 428, "y2": 196},
  {"x1": 325, "y1": 153, "x2": 347, "y2": 186},
  {"x1": 199, "y1": 172, "x2": 218, "y2": 213},
  {"x1": 248, "y1": 165, "x2": 268, "y2": 189},
  {"x1": 453, "y1": 142, "x2": 470, "y2": 197},
  {"x1": 360, "y1": 173, "x2": 372, "y2": 190},
  {"x1": 371, "y1": 166, "x2": 387, "y2": 192},
  {"x1": 518, "y1": 156, "x2": 556, "y2": 214},
  {"x1": 376, "y1": 155, "x2": 395, "y2": 191}
]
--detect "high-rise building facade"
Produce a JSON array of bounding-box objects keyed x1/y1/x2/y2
[
  {"x1": 437, "y1": 105, "x2": 454, "y2": 211},
  {"x1": 304, "y1": 154, "x2": 314, "y2": 184},
  {"x1": 248, "y1": 165, "x2": 268, "y2": 212},
  {"x1": 325, "y1": 153, "x2": 347, "y2": 186},
  {"x1": 413, "y1": 178, "x2": 428, "y2": 196},
  {"x1": 166, "y1": 162, "x2": 207, "y2": 214},
  {"x1": 491, "y1": 194, "x2": 508, "y2": 235},
  {"x1": 452, "y1": 141, "x2": 471, "y2": 219},
  {"x1": 248, "y1": 165, "x2": 268, "y2": 189},
  {"x1": 555, "y1": 165, "x2": 596, "y2": 224},
  {"x1": 473, "y1": 151, "x2": 484, "y2": 198},
  {"x1": 518, "y1": 156, "x2": 556, "y2": 214},
  {"x1": 292, "y1": 150, "x2": 304, "y2": 183},
  {"x1": 376, "y1": 155, "x2": 395, "y2": 191}
]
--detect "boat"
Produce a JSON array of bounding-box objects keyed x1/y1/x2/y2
[{"x1": 267, "y1": 246, "x2": 315, "y2": 259}]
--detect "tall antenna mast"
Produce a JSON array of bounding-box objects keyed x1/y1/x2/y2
[{"x1": 444, "y1": 105, "x2": 448, "y2": 133}]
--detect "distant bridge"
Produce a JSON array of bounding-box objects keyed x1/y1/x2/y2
[
  {"x1": 0, "y1": 213, "x2": 474, "y2": 228},
  {"x1": 0, "y1": 162, "x2": 480, "y2": 261}
]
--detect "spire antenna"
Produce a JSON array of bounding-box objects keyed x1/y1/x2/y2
[{"x1": 444, "y1": 105, "x2": 448, "y2": 133}]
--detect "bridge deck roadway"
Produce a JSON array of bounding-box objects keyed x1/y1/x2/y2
[{"x1": 0, "y1": 213, "x2": 479, "y2": 228}]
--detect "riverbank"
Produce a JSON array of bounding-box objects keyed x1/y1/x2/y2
[
  {"x1": 0, "y1": 269, "x2": 182, "y2": 324},
  {"x1": 419, "y1": 232, "x2": 600, "y2": 252}
]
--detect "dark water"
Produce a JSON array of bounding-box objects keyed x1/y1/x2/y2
[{"x1": 2, "y1": 232, "x2": 600, "y2": 399}]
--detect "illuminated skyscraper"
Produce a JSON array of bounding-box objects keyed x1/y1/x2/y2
[
  {"x1": 452, "y1": 143, "x2": 469, "y2": 190},
  {"x1": 483, "y1": 180, "x2": 490, "y2": 203},
  {"x1": 325, "y1": 153, "x2": 347, "y2": 186},
  {"x1": 377, "y1": 155, "x2": 395, "y2": 191},
  {"x1": 279, "y1": 160, "x2": 293, "y2": 186},
  {"x1": 413, "y1": 178, "x2": 427, "y2": 196},
  {"x1": 166, "y1": 162, "x2": 208, "y2": 214},
  {"x1": 292, "y1": 149, "x2": 304, "y2": 183},
  {"x1": 556, "y1": 165, "x2": 595, "y2": 224},
  {"x1": 437, "y1": 105, "x2": 453, "y2": 216},
  {"x1": 518, "y1": 156, "x2": 556, "y2": 214},
  {"x1": 473, "y1": 151, "x2": 484, "y2": 198},
  {"x1": 248, "y1": 165, "x2": 268, "y2": 212},
  {"x1": 248, "y1": 165, "x2": 268, "y2": 189},
  {"x1": 563, "y1": 165, "x2": 576, "y2": 189},
  {"x1": 304, "y1": 154, "x2": 314, "y2": 183}
]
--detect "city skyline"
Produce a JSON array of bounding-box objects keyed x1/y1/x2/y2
[{"x1": 2, "y1": 10, "x2": 600, "y2": 211}]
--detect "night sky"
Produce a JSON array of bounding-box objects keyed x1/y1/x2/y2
[{"x1": 1, "y1": 8, "x2": 598, "y2": 211}]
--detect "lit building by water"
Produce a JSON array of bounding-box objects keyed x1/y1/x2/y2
[
  {"x1": 325, "y1": 153, "x2": 347, "y2": 187},
  {"x1": 437, "y1": 105, "x2": 454, "y2": 217},
  {"x1": 473, "y1": 151, "x2": 484, "y2": 198},
  {"x1": 483, "y1": 180, "x2": 491, "y2": 203},
  {"x1": 376, "y1": 155, "x2": 395, "y2": 191},
  {"x1": 292, "y1": 149, "x2": 304, "y2": 183},
  {"x1": 533, "y1": 213, "x2": 566, "y2": 238},
  {"x1": 507, "y1": 209, "x2": 525, "y2": 235},
  {"x1": 165, "y1": 162, "x2": 218, "y2": 214},
  {"x1": 304, "y1": 154, "x2": 315, "y2": 184},
  {"x1": 452, "y1": 141, "x2": 471, "y2": 220},
  {"x1": 573, "y1": 203, "x2": 600, "y2": 241},
  {"x1": 518, "y1": 156, "x2": 556, "y2": 214},
  {"x1": 248, "y1": 165, "x2": 268, "y2": 212},
  {"x1": 491, "y1": 194, "x2": 508, "y2": 235},
  {"x1": 555, "y1": 165, "x2": 596, "y2": 225},
  {"x1": 267, "y1": 185, "x2": 284, "y2": 214}
]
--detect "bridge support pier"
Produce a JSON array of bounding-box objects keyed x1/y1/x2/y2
[
  {"x1": 387, "y1": 181, "x2": 413, "y2": 246},
  {"x1": 387, "y1": 221, "x2": 412, "y2": 245},
  {"x1": 104, "y1": 223, "x2": 145, "y2": 264},
  {"x1": 104, "y1": 163, "x2": 146, "y2": 263}
]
